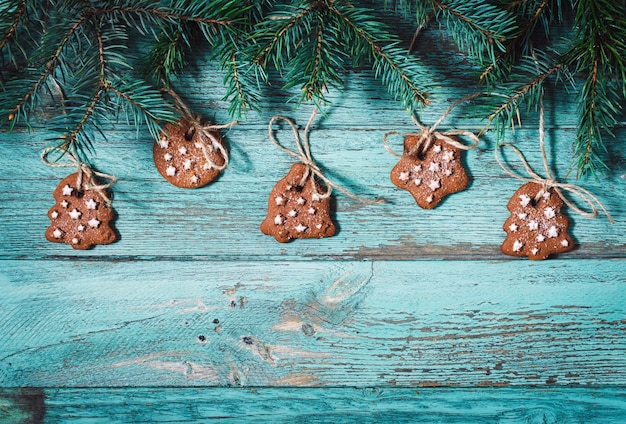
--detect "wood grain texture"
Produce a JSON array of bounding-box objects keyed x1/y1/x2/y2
[
  {"x1": 2, "y1": 387, "x2": 625, "y2": 423},
  {"x1": 0, "y1": 80, "x2": 623, "y2": 260},
  {"x1": 1, "y1": 259, "x2": 624, "y2": 387},
  {"x1": 0, "y1": 23, "x2": 624, "y2": 418}
]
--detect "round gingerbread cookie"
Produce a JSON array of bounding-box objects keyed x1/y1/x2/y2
[
  {"x1": 153, "y1": 118, "x2": 226, "y2": 188},
  {"x1": 45, "y1": 173, "x2": 118, "y2": 250}
]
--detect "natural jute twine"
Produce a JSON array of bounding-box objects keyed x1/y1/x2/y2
[
  {"x1": 269, "y1": 107, "x2": 383, "y2": 204},
  {"x1": 495, "y1": 93, "x2": 614, "y2": 223},
  {"x1": 383, "y1": 93, "x2": 481, "y2": 158},
  {"x1": 162, "y1": 87, "x2": 237, "y2": 172},
  {"x1": 41, "y1": 146, "x2": 117, "y2": 207}
]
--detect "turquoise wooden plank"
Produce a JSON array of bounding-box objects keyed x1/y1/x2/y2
[
  {"x1": 1, "y1": 259, "x2": 624, "y2": 387},
  {"x1": 0, "y1": 124, "x2": 623, "y2": 260},
  {"x1": 2, "y1": 387, "x2": 626, "y2": 423}
]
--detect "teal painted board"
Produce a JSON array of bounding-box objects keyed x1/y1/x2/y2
[
  {"x1": 1, "y1": 259, "x2": 624, "y2": 387},
  {"x1": 2, "y1": 387, "x2": 626, "y2": 423},
  {"x1": 0, "y1": 112, "x2": 623, "y2": 260}
]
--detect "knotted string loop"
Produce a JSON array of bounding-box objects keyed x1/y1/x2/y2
[
  {"x1": 383, "y1": 93, "x2": 481, "y2": 158},
  {"x1": 162, "y1": 87, "x2": 237, "y2": 171},
  {"x1": 268, "y1": 108, "x2": 383, "y2": 204},
  {"x1": 41, "y1": 146, "x2": 117, "y2": 207},
  {"x1": 495, "y1": 95, "x2": 613, "y2": 223}
]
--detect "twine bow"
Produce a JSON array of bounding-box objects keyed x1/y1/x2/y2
[
  {"x1": 383, "y1": 93, "x2": 481, "y2": 158},
  {"x1": 268, "y1": 108, "x2": 383, "y2": 204},
  {"x1": 495, "y1": 95, "x2": 614, "y2": 223},
  {"x1": 162, "y1": 87, "x2": 237, "y2": 172},
  {"x1": 41, "y1": 146, "x2": 117, "y2": 207}
]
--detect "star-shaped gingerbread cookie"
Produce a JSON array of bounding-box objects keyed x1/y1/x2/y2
[{"x1": 390, "y1": 134, "x2": 469, "y2": 208}]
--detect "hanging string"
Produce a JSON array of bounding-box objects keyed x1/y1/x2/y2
[
  {"x1": 494, "y1": 93, "x2": 614, "y2": 223},
  {"x1": 268, "y1": 108, "x2": 383, "y2": 204},
  {"x1": 41, "y1": 146, "x2": 117, "y2": 207},
  {"x1": 383, "y1": 93, "x2": 481, "y2": 158},
  {"x1": 161, "y1": 87, "x2": 238, "y2": 171}
]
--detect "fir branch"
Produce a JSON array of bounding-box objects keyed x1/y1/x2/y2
[
  {"x1": 4, "y1": 12, "x2": 89, "y2": 127},
  {"x1": 488, "y1": 59, "x2": 565, "y2": 135},
  {"x1": 221, "y1": 50, "x2": 263, "y2": 117},
  {"x1": 562, "y1": 0, "x2": 626, "y2": 176},
  {"x1": 0, "y1": 0, "x2": 26, "y2": 52},
  {"x1": 480, "y1": 0, "x2": 561, "y2": 86},
  {"x1": 329, "y1": 2, "x2": 429, "y2": 109},
  {"x1": 435, "y1": 0, "x2": 517, "y2": 65}
]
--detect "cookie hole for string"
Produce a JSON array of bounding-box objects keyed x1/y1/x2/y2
[{"x1": 184, "y1": 126, "x2": 196, "y2": 141}]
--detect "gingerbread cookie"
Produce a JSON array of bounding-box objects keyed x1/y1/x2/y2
[
  {"x1": 390, "y1": 134, "x2": 469, "y2": 208},
  {"x1": 501, "y1": 182, "x2": 574, "y2": 260},
  {"x1": 261, "y1": 163, "x2": 336, "y2": 243},
  {"x1": 154, "y1": 118, "x2": 226, "y2": 188},
  {"x1": 45, "y1": 173, "x2": 118, "y2": 249}
]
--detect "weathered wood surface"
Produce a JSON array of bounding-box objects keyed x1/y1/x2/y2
[
  {"x1": 2, "y1": 387, "x2": 626, "y2": 423},
  {"x1": 0, "y1": 25, "x2": 625, "y2": 422},
  {"x1": 1, "y1": 260, "x2": 624, "y2": 387},
  {"x1": 0, "y1": 75, "x2": 623, "y2": 260}
]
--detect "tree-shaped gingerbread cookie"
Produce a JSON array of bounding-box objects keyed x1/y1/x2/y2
[
  {"x1": 501, "y1": 182, "x2": 574, "y2": 260},
  {"x1": 45, "y1": 173, "x2": 118, "y2": 249},
  {"x1": 261, "y1": 163, "x2": 336, "y2": 243}
]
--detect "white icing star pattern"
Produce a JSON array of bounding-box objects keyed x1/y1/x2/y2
[
  {"x1": 69, "y1": 209, "x2": 82, "y2": 220},
  {"x1": 183, "y1": 159, "x2": 192, "y2": 170},
  {"x1": 62, "y1": 185, "x2": 74, "y2": 196},
  {"x1": 296, "y1": 224, "x2": 307, "y2": 233},
  {"x1": 275, "y1": 196, "x2": 284, "y2": 206},
  {"x1": 433, "y1": 145, "x2": 442, "y2": 153},
  {"x1": 399, "y1": 172, "x2": 410, "y2": 182},
  {"x1": 308, "y1": 207, "x2": 316, "y2": 215},
  {"x1": 51, "y1": 211, "x2": 59, "y2": 219},
  {"x1": 85, "y1": 199, "x2": 97, "y2": 210},
  {"x1": 519, "y1": 195, "x2": 531, "y2": 207},
  {"x1": 537, "y1": 234, "x2": 546, "y2": 242},
  {"x1": 527, "y1": 220, "x2": 539, "y2": 231},
  {"x1": 164, "y1": 153, "x2": 173, "y2": 161},
  {"x1": 297, "y1": 197, "x2": 306, "y2": 205},
  {"x1": 77, "y1": 224, "x2": 85, "y2": 232},
  {"x1": 429, "y1": 162, "x2": 440, "y2": 173},
  {"x1": 288, "y1": 210, "x2": 297, "y2": 218},
  {"x1": 178, "y1": 146, "x2": 187, "y2": 155},
  {"x1": 508, "y1": 223, "x2": 518, "y2": 232},
  {"x1": 547, "y1": 226, "x2": 559, "y2": 238},
  {"x1": 513, "y1": 240, "x2": 524, "y2": 252},
  {"x1": 531, "y1": 248, "x2": 539, "y2": 255},
  {"x1": 61, "y1": 200, "x2": 68, "y2": 208},
  {"x1": 561, "y1": 239, "x2": 569, "y2": 247},
  {"x1": 442, "y1": 151, "x2": 455, "y2": 162},
  {"x1": 191, "y1": 175, "x2": 199, "y2": 184},
  {"x1": 88, "y1": 218, "x2": 100, "y2": 228},
  {"x1": 413, "y1": 178, "x2": 422, "y2": 186},
  {"x1": 53, "y1": 229, "x2": 62, "y2": 239},
  {"x1": 544, "y1": 207, "x2": 556, "y2": 219},
  {"x1": 166, "y1": 166, "x2": 176, "y2": 177},
  {"x1": 428, "y1": 180, "x2": 440, "y2": 191},
  {"x1": 159, "y1": 137, "x2": 169, "y2": 148},
  {"x1": 274, "y1": 214, "x2": 284, "y2": 225}
]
